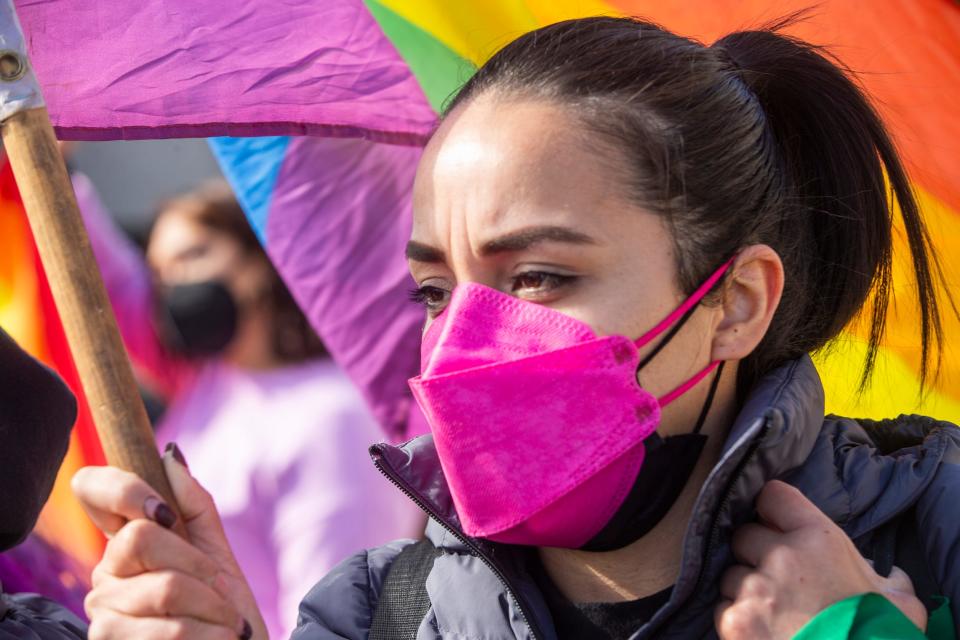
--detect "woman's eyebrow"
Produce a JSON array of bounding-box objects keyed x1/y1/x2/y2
[
  {"x1": 406, "y1": 241, "x2": 446, "y2": 263},
  {"x1": 405, "y1": 226, "x2": 596, "y2": 263},
  {"x1": 479, "y1": 226, "x2": 596, "y2": 256}
]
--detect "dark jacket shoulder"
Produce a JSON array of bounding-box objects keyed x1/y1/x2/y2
[
  {"x1": 0, "y1": 593, "x2": 87, "y2": 640},
  {"x1": 865, "y1": 415, "x2": 960, "y2": 621},
  {"x1": 788, "y1": 412, "x2": 960, "y2": 622}
]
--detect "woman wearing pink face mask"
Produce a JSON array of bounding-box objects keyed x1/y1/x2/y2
[{"x1": 72, "y1": 16, "x2": 959, "y2": 640}]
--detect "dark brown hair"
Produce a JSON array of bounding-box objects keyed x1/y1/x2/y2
[
  {"x1": 448, "y1": 15, "x2": 949, "y2": 393},
  {"x1": 153, "y1": 180, "x2": 326, "y2": 364}
]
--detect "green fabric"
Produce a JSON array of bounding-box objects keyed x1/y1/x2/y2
[
  {"x1": 364, "y1": 0, "x2": 476, "y2": 113},
  {"x1": 927, "y1": 598, "x2": 957, "y2": 640},
  {"x1": 794, "y1": 593, "x2": 955, "y2": 640}
]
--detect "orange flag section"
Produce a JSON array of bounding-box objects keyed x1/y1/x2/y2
[
  {"x1": 0, "y1": 194, "x2": 42, "y2": 347},
  {"x1": 603, "y1": 0, "x2": 960, "y2": 215},
  {"x1": 384, "y1": 0, "x2": 959, "y2": 421},
  {"x1": 0, "y1": 163, "x2": 106, "y2": 569}
]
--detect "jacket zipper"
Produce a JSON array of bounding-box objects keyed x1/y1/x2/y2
[
  {"x1": 371, "y1": 448, "x2": 545, "y2": 640},
  {"x1": 644, "y1": 420, "x2": 770, "y2": 637},
  {"x1": 696, "y1": 421, "x2": 770, "y2": 590}
]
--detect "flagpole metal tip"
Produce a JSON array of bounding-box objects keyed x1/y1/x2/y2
[
  {"x1": 0, "y1": 0, "x2": 43, "y2": 120},
  {"x1": 0, "y1": 50, "x2": 25, "y2": 81}
]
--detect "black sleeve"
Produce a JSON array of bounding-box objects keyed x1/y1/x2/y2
[{"x1": 0, "y1": 594, "x2": 87, "y2": 640}]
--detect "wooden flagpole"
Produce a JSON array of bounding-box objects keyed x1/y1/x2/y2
[{"x1": 0, "y1": 5, "x2": 185, "y2": 534}]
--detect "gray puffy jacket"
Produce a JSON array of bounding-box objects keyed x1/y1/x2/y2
[{"x1": 292, "y1": 356, "x2": 960, "y2": 639}]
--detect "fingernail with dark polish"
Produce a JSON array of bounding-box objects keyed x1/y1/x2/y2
[
  {"x1": 239, "y1": 618, "x2": 253, "y2": 640},
  {"x1": 143, "y1": 495, "x2": 177, "y2": 529},
  {"x1": 165, "y1": 442, "x2": 188, "y2": 468}
]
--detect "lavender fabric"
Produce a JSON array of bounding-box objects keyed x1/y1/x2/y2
[
  {"x1": 16, "y1": 0, "x2": 435, "y2": 143},
  {"x1": 72, "y1": 174, "x2": 422, "y2": 639}
]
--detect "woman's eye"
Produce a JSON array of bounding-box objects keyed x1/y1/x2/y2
[
  {"x1": 510, "y1": 271, "x2": 572, "y2": 295},
  {"x1": 408, "y1": 285, "x2": 450, "y2": 311}
]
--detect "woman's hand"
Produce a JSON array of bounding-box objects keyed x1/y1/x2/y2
[
  {"x1": 72, "y1": 446, "x2": 268, "y2": 639},
  {"x1": 715, "y1": 480, "x2": 927, "y2": 639}
]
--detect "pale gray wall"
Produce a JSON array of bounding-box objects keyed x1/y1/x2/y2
[{"x1": 70, "y1": 139, "x2": 223, "y2": 240}]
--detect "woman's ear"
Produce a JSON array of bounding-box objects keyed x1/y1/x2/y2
[{"x1": 710, "y1": 245, "x2": 784, "y2": 362}]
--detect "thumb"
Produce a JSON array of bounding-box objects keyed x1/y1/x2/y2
[
  {"x1": 162, "y1": 444, "x2": 238, "y2": 570},
  {"x1": 755, "y1": 480, "x2": 827, "y2": 532}
]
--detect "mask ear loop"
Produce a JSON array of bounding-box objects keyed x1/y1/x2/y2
[
  {"x1": 633, "y1": 257, "x2": 735, "y2": 409},
  {"x1": 647, "y1": 361, "x2": 725, "y2": 450},
  {"x1": 637, "y1": 259, "x2": 732, "y2": 448},
  {"x1": 635, "y1": 301, "x2": 701, "y2": 373},
  {"x1": 692, "y1": 361, "x2": 725, "y2": 434},
  {"x1": 634, "y1": 256, "x2": 736, "y2": 377}
]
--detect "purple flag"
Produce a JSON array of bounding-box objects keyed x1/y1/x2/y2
[{"x1": 17, "y1": 0, "x2": 435, "y2": 143}]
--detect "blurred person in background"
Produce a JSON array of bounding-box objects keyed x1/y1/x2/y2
[{"x1": 71, "y1": 172, "x2": 421, "y2": 640}]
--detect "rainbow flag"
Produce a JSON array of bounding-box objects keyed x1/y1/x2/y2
[
  {"x1": 0, "y1": 161, "x2": 105, "y2": 569},
  {"x1": 13, "y1": 1, "x2": 960, "y2": 451}
]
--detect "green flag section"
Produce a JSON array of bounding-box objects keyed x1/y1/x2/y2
[
  {"x1": 795, "y1": 593, "x2": 955, "y2": 640},
  {"x1": 364, "y1": 0, "x2": 475, "y2": 112}
]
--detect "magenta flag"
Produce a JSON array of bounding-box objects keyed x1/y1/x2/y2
[{"x1": 17, "y1": 0, "x2": 436, "y2": 143}]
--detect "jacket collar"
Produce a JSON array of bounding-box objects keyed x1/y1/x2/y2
[
  {"x1": 711, "y1": 354, "x2": 826, "y2": 536},
  {"x1": 643, "y1": 356, "x2": 826, "y2": 635}
]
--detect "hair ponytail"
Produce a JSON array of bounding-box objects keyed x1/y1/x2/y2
[
  {"x1": 451, "y1": 16, "x2": 949, "y2": 392},
  {"x1": 712, "y1": 22, "x2": 946, "y2": 390}
]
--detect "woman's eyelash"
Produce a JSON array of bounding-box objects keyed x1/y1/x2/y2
[
  {"x1": 409, "y1": 273, "x2": 574, "y2": 307},
  {"x1": 408, "y1": 285, "x2": 447, "y2": 307},
  {"x1": 408, "y1": 287, "x2": 429, "y2": 305},
  {"x1": 511, "y1": 272, "x2": 574, "y2": 291}
]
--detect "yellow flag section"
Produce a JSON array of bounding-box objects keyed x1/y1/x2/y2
[
  {"x1": 817, "y1": 186, "x2": 960, "y2": 420},
  {"x1": 373, "y1": 0, "x2": 613, "y2": 64},
  {"x1": 372, "y1": 0, "x2": 960, "y2": 423}
]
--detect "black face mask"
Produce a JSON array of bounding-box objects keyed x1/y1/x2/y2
[
  {"x1": 581, "y1": 301, "x2": 726, "y2": 552},
  {"x1": 155, "y1": 281, "x2": 239, "y2": 358},
  {"x1": 0, "y1": 327, "x2": 77, "y2": 551}
]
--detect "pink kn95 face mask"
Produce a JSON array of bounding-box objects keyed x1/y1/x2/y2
[{"x1": 408, "y1": 258, "x2": 733, "y2": 549}]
